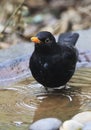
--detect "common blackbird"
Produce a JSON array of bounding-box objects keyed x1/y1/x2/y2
[{"x1": 29, "y1": 31, "x2": 79, "y2": 89}]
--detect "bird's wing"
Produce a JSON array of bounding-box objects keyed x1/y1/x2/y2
[{"x1": 58, "y1": 32, "x2": 79, "y2": 46}]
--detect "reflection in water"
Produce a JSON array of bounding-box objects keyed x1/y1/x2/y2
[
  {"x1": 0, "y1": 68, "x2": 91, "y2": 129},
  {"x1": 34, "y1": 87, "x2": 81, "y2": 121}
]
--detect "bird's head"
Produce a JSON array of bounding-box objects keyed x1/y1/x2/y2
[{"x1": 31, "y1": 31, "x2": 56, "y2": 45}]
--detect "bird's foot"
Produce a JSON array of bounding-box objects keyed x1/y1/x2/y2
[
  {"x1": 64, "y1": 84, "x2": 71, "y2": 89},
  {"x1": 53, "y1": 85, "x2": 68, "y2": 92},
  {"x1": 45, "y1": 86, "x2": 55, "y2": 93},
  {"x1": 45, "y1": 86, "x2": 49, "y2": 92}
]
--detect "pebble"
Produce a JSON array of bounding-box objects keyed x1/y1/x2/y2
[
  {"x1": 29, "y1": 111, "x2": 91, "y2": 130},
  {"x1": 60, "y1": 120, "x2": 83, "y2": 130},
  {"x1": 60, "y1": 111, "x2": 91, "y2": 130},
  {"x1": 83, "y1": 122, "x2": 91, "y2": 130},
  {"x1": 72, "y1": 111, "x2": 91, "y2": 124},
  {"x1": 29, "y1": 118, "x2": 62, "y2": 130}
]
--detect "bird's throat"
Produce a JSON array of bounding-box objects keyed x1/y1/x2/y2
[{"x1": 35, "y1": 44, "x2": 55, "y2": 54}]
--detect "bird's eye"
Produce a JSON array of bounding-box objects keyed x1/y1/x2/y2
[{"x1": 45, "y1": 38, "x2": 50, "y2": 43}]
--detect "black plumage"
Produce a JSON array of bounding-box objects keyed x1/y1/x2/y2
[{"x1": 29, "y1": 31, "x2": 79, "y2": 89}]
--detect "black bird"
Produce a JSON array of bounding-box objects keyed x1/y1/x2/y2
[{"x1": 29, "y1": 31, "x2": 79, "y2": 89}]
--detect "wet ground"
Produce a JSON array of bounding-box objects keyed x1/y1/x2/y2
[{"x1": 0, "y1": 67, "x2": 91, "y2": 130}]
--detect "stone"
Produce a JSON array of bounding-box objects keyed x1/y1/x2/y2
[
  {"x1": 72, "y1": 111, "x2": 91, "y2": 124},
  {"x1": 0, "y1": 42, "x2": 33, "y2": 85},
  {"x1": 83, "y1": 122, "x2": 91, "y2": 130},
  {"x1": 60, "y1": 120, "x2": 83, "y2": 130},
  {"x1": 29, "y1": 118, "x2": 62, "y2": 130}
]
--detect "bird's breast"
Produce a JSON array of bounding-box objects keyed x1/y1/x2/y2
[{"x1": 43, "y1": 62, "x2": 48, "y2": 69}]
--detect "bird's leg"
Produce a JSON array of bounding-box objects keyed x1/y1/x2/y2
[
  {"x1": 44, "y1": 86, "x2": 53, "y2": 93},
  {"x1": 45, "y1": 86, "x2": 49, "y2": 92},
  {"x1": 64, "y1": 84, "x2": 67, "y2": 89},
  {"x1": 64, "y1": 84, "x2": 71, "y2": 89}
]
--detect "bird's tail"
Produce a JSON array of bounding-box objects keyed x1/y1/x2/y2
[{"x1": 58, "y1": 32, "x2": 79, "y2": 46}]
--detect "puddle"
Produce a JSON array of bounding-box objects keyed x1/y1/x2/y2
[{"x1": 0, "y1": 68, "x2": 91, "y2": 129}]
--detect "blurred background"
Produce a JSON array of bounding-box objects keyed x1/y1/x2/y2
[{"x1": 0, "y1": 0, "x2": 91, "y2": 49}]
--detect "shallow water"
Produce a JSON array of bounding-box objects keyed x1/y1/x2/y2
[{"x1": 0, "y1": 68, "x2": 91, "y2": 130}]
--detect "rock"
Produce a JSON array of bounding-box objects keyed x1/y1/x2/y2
[
  {"x1": 72, "y1": 111, "x2": 91, "y2": 124},
  {"x1": 33, "y1": 14, "x2": 43, "y2": 24},
  {"x1": 83, "y1": 122, "x2": 91, "y2": 130},
  {"x1": 0, "y1": 43, "x2": 33, "y2": 86},
  {"x1": 0, "y1": 42, "x2": 10, "y2": 49},
  {"x1": 76, "y1": 29, "x2": 91, "y2": 50},
  {"x1": 29, "y1": 118, "x2": 62, "y2": 130},
  {"x1": 60, "y1": 120, "x2": 83, "y2": 130},
  {"x1": 59, "y1": 111, "x2": 91, "y2": 130}
]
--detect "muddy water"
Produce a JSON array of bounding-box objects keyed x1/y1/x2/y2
[{"x1": 0, "y1": 68, "x2": 91, "y2": 130}]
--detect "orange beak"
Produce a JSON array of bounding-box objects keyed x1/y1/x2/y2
[{"x1": 31, "y1": 37, "x2": 41, "y2": 44}]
